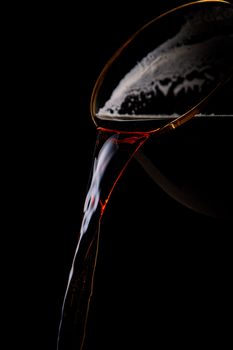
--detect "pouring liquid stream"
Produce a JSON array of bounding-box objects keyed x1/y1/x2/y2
[{"x1": 56, "y1": 126, "x2": 150, "y2": 350}]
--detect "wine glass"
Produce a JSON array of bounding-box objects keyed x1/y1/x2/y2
[{"x1": 57, "y1": 1, "x2": 233, "y2": 349}]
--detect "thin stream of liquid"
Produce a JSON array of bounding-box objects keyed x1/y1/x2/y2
[{"x1": 57, "y1": 127, "x2": 149, "y2": 350}]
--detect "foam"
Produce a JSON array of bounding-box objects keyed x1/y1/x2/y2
[{"x1": 96, "y1": 6, "x2": 233, "y2": 120}]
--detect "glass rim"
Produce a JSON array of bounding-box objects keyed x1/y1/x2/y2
[{"x1": 90, "y1": 0, "x2": 233, "y2": 134}]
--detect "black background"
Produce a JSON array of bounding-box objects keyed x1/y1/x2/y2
[{"x1": 13, "y1": 1, "x2": 232, "y2": 349}]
